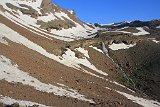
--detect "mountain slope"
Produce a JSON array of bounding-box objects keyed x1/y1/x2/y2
[
  {"x1": 0, "y1": 0, "x2": 96, "y2": 41},
  {"x1": 0, "y1": 0, "x2": 160, "y2": 107}
]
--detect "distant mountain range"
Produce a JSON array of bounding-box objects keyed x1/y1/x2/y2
[{"x1": 95, "y1": 20, "x2": 160, "y2": 29}]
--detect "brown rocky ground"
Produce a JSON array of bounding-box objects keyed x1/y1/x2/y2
[
  {"x1": 0, "y1": 15, "x2": 146, "y2": 107},
  {"x1": 0, "y1": 37, "x2": 141, "y2": 107},
  {"x1": 0, "y1": 1, "x2": 160, "y2": 106},
  {"x1": 109, "y1": 40, "x2": 160, "y2": 101}
]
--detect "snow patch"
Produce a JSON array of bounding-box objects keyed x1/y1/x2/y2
[
  {"x1": 156, "y1": 25, "x2": 160, "y2": 29},
  {"x1": 0, "y1": 23, "x2": 106, "y2": 82},
  {"x1": 111, "y1": 81, "x2": 135, "y2": 93},
  {"x1": 54, "y1": 11, "x2": 71, "y2": 20},
  {"x1": 50, "y1": 23, "x2": 97, "y2": 41},
  {"x1": 148, "y1": 38, "x2": 160, "y2": 43},
  {"x1": 38, "y1": 13, "x2": 56, "y2": 22},
  {"x1": 105, "y1": 87, "x2": 112, "y2": 90},
  {"x1": 117, "y1": 27, "x2": 129, "y2": 30},
  {"x1": 60, "y1": 49, "x2": 108, "y2": 76},
  {"x1": 0, "y1": 23, "x2": 61, "y2": 61},
  {"x1": 152, "y1": 40, "x2": 160, "y2": 43},
  {"x1": 105, "y1": 86, "x2": 160, "y2": 107},
  {"x1": 75, "y1": 47, "x2": 90, "y2": 58},
  {"x1": 152, "y1": 39, "x2": 160, "y2": 43},
  {"x1": 89, "y1": 46, "x2": 103, "y2": 53},
  {"x1": 133, "y1": 27, "x2": 150, "y2": 36},
  {"x1": 68, "y1": 10, "x2": 74, "y2": 14},
  {"x1": 117, "y1": 91, "x2": 160, "y2": 107},
  {"x1": 0, "y1": 95, "x2": 50, "y2": 107},
  {"x1": 17, "y1": 10, "x2": 38, "y2": 26},
  {"x1": 109, "y1": 43, "x2": 136, "y2": 50},
  {"x1": 0, "y1": 55, "x2": 94, "y2": 103}
]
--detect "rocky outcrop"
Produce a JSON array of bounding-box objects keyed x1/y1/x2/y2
[
  {"x1": 38, "y1": 18, "x2": 76, "y2": 31},
  {"x1": 40, "y1": 0, "x2": 84, "y2": 26},
  {"x1": 0, "y1": 5, "x2": 6, "y2": 12},
  {"x1": 6, "y1": 3, "x2": 40, "y2": 18},
  {"x1": 40, "y1": 0, "x2": 61, "y2": 14}
]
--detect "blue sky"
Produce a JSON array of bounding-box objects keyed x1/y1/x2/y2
[{"x1": 52, "y1": 0, "x2": 160, "y2": 24}]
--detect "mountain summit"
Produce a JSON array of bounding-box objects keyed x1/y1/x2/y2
[
  {"x1": 0, "y1": 0, "x2": 96, "y2": 41},
  {"x1": 0, "y1": 0, "x2": 160, "y2": 107}
]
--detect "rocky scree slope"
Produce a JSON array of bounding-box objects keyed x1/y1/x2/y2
[{"x1": 93, "y1": 19, "x2": 160, "y2": 103}]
